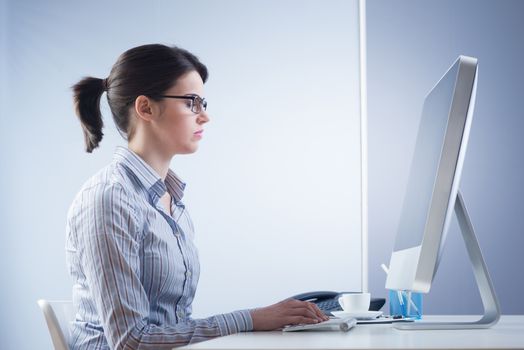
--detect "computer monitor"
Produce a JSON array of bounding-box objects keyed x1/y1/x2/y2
[{"x1": 385, "y1": 56, "x2": 500, "y2": 329}]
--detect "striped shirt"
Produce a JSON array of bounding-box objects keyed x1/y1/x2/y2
[{"x1": 65, "y1": 147, "x2": 253, "y2": 349}]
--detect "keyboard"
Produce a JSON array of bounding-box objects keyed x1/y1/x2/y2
[
  {"x1": 283, "y1": 317, "x2": 357, "y2": 332},
  {"x1": 316, "y1": 299, "x2": 343, "y2": 314}
]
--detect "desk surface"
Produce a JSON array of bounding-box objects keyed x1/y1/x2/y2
[{"x1": 180, "y1": 316, "x2": 524, "y2": 350}]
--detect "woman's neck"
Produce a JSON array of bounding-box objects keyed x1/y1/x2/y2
[{"x1": 128, "y1": 141, "x2": 172, "y2": 181}]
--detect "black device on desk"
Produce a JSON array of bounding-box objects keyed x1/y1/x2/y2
[{"x1": 291, "y1": 291, "x2": 386, "y2": 316}]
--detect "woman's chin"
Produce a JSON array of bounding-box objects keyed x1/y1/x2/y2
[{"x1": 177, "y1": 144, "x2": 199, "y2": 155}]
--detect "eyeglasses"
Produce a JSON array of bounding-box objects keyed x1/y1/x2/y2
[{"x1": 157, "y1": 94, "x2": 207, "y2": 114}]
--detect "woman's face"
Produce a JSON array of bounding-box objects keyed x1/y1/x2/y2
[{"x1": 152, "y1": 70, "x2": 210, "y2": 156}]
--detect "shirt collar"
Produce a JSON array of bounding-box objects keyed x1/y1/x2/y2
[{"x1": 113, "y1": 146, "x2": 186, "y2": 203}]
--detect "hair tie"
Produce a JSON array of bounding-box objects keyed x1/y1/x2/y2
[{"x1": 102, "y1": 78, "x2": 109, "y2": 91}]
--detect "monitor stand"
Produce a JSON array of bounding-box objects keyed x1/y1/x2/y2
[{"x1": 395, "y1": 190, "x2": 501, "y2": 330}]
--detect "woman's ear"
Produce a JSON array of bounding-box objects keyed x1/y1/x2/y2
[{"x1": 134, "y1": 95, "x2": 155, "y2": 122}]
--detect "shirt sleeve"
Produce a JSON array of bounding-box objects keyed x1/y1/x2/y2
[{"x1": 72, "y1": 183, "x2": 253, "y2": 349}]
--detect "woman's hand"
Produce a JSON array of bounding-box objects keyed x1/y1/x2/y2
[{"x1": 250, "y1": 298, "x2": 330, "y2": 331}]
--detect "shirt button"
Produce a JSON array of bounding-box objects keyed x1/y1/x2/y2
[{"x1": 186, "y1": 271, "x2": 192, "y2": 277}]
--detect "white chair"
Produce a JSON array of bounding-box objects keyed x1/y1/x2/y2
[{"x1": 37, "y1": 299, "x2": 75, "y2": 350}]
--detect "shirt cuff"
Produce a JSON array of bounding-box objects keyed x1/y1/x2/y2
[{"x1": 215, "y1": 309, "x2": 254, "y2": 336}]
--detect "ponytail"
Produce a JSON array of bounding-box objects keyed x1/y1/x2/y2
[{"x1": 72, "y1": 77, "x2": 106, "y2": 153}]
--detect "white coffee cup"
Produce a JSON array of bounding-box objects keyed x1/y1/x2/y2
[{"x1": 338, "y1": 293, "x2": 371, "y2": 313}]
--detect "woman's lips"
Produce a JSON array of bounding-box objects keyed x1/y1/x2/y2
[{"x1": 194, "y1": 130, "x2": 204, "y2": 138}]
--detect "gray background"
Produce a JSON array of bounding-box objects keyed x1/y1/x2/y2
[
  {"x1": 367, "y1": 0, "x2": 524, "y2": 315},
  {"x1": 0, "y1": 1, "x2": 363, "y2": 348},
  {"x1": 1, "y1": 0, "x2": 524, "y2": 349}
]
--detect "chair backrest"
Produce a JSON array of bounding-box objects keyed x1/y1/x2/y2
[{"x1": 37, "y1": 300, "x2": 75, "y2": 350}]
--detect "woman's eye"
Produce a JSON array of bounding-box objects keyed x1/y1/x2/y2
[{"x1": 185, "y1": 100, "x2": 193, "y2": 108}]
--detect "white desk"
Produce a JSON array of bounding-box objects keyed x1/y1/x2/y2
[{"x1": 180, "y1": 316, "x2": 524, "y2": 349}]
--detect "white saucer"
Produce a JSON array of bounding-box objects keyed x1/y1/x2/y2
[{"x1": 331, "y1": 310, "x2": 383, "y2": 320}]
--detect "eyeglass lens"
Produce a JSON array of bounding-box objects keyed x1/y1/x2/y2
[{"x1": 192, "y1": 96, "x2": 207, "y2": 114}]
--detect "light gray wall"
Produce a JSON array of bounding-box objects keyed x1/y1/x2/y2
[
  {"x1": 0, "y1": 1, "x2": 363, "y2": 349},
  {"x1": 366, "y1": 0, "x2": 524, "y2": 315}
]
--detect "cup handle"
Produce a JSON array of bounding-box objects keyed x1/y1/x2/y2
[{"x1": 338, "y1": 297, "x2": 345, "y2": 310}]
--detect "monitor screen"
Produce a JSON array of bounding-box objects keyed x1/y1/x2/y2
[{"x1": 394, "y1": 63, "x2": 459, "y2": 252}]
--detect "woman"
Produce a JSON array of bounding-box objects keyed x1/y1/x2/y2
[{"x1": 66, "y1": 44, "x2": 328, "y2": 350}]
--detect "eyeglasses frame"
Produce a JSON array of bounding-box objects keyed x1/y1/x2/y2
[{"x1": 155, "y1": 94, "x2": 207, "y2": 114}]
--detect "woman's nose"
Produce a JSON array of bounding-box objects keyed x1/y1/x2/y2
[{"x1": 198, "y1": 110, "x2": 210, "y2": 124}]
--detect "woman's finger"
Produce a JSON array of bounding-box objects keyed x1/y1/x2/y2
[
  {"x1": 290, "y1": 301, "x2": 326, "y2": 321},
  {"x1": 285, "y1": 315, "x2": 319, "y2": 326},
  {"x1": 287, "y1": 302, "x2": 319, "y2": 320},
  {"x1": 307, "y1": 301, "x2": 330, "y2": 320}
]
